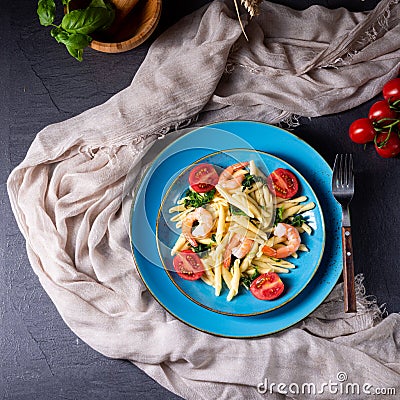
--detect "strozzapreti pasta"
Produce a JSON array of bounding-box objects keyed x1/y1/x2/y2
[{"x1": 169, "y1": 160, "x2": 315, "y2": 302}]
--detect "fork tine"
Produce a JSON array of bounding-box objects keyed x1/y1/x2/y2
[
  {"x1": 333, "y1": 154, "x2": 339, "y2": 187},
  {"x1": 344, "y1": 154, "x2": 349, "y2": 187},
  {"x1": 349, "y1": 154, "x2": 354, "y2": 190},
  {"x1": 339, "y1": 153, "x2": 344, "y2": 187}
]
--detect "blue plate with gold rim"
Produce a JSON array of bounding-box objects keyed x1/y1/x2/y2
[
  {"x1": 156, "y1": 149, "x2": 325, "y2": 317},
  {"x1": 131, "y1": 121, "x2": 342, "y2": 337}
]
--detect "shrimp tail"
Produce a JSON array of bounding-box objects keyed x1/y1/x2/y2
[
  {"x1": 262, "y1": 245, "x2": 277, "y2": 257},
  {"x1": 218, "y1": 162, "x2": 250, "y2": 189},
  {"x1": 185, "y1": 234, "x2": 198, "y2": 247},
  {"x1": 262, "y1": 223, "x2": 301, "y2": 259},
  {"x1": 182, "y1": 207, "x2": 214, "y2": 247},
  {"x1": 223, "y1": 255, "x2": 231, "y2": 269},
  {"x1": 231, "y1": 161, "x2": 249, "y2": 171}
]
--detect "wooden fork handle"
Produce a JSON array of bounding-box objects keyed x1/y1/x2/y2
[{"x1": 342, "y1": 227, "x2": 357, "y2": 313}]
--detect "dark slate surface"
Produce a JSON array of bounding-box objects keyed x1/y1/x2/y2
[{"x1": 1, "y1": 0, "x2": 398, "y2": 399}]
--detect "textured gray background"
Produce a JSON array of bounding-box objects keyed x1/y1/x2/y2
[{"x1": 1, "y1": 0, "x2": 399, "y2": 399}]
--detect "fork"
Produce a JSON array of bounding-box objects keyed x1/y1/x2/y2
[{"x1": 332, "y1": 154, "x2": 357, "y2": 313}]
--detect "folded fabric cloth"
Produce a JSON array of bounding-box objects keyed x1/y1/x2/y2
[{"x1": 7, "y1": 1, "x2": 400, "y2": 399}]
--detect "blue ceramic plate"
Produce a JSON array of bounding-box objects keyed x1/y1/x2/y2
[
  {"x1": 156, "y1": 149, "x2": 325, "y2": 316},
  {"x1": 131, "y1": 121, "x2": 342, "y2": 337}
]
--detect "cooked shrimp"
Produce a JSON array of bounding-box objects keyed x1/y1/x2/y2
[
  {"x1": 223, "y1": 233, "x2": 254, "y2": 268},
  {"x1": 262, "y1": 223, "x2": 301, "y2": 258},
  {"x1": 182, "y1": 207, "x2": 214, "y2": 247},
  {"x1": 218, "y1": 162, "x2": 250, "y2": 190}
]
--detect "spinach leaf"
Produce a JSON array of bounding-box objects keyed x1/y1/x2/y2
[
  {"x1": 274, "y1": 206, "x2": 308, "y2": 227},
  {"x1": 183, "y1": 189, "x2": 216, "y2": 208},
  {"x1": 37, "y1": 0, "x2": 56, "y2": 26},
  {"x1": 274, "y1": 206, "x2": 284, "y2": 225},
  {"x1": 241, "y1": 174, "x2": 255, "y2": 191},
  {"x1": 290, "y1": 214, "x2": 307, "y2": 227},
  {"x1": 61, "y1": 6, "x2": 114, "y2": 35},
  {"x1": 190, "y1": 243, "x2": 212, "y2": 254},
  {"x1": 229, "y1": 204, "x2": 247, "y2": 216},
  {"x1": 240, "y1": 268, "x2": 260, "y2": 290}
]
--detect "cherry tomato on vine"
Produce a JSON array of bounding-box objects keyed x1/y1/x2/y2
[
  {"x1": 348, "y1": 118, "x2": 377, "y2": 144},
  {"x1": 383, "y1": 78, "x2": 400, "y2": 103},
  {"x1": 368, "y1": 100, "x2": 397, "y2": 127},
  {"x1": 374, "y1": 132, "x2": 400, "y2": 158}
]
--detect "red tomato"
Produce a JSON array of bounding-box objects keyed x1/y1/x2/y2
[
  {"x1": 368, "y1": 100, "x2": 397, "y2": 126},
  {"x1": 267, "y1": 168, "x2": 299, "y2": 199},
  {"x1": 250, "y1": 272, "x2": 284, "y2": 300},
  {"x1": 172, "y1": 250, "x2": 204, "y2": 280},
  {"x1": 348, "y1": 118, "x2": 377, "y2": 144},
  {"x1": 383, "y1": 78, "x2": 400, "y2": 103},
  {"x1": 188, "y1": 163, "x2": 219, "y2": 193},
  {"x1": 374, "y1": 132, "x2": 400, "y2": 158}
]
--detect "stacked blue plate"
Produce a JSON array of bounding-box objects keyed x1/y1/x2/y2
[{"x1": 130, "y1": 121, "x2": 342, "y2": 338}]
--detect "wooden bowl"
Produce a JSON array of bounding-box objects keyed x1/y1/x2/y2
[{"x1": 69, "y1": 0, "x2": 162, "y2": 53}]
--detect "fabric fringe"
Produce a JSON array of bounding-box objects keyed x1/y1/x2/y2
[
  {"x1": 75, "y1": 115, "x2": 199, "y2": 165},
  {"x1": 158, "y1": 114, "x2": 199, "y2": 138},
  {"x1": 277, "y1": 113, "x2": 301, "y2": 129},
  {"x1": 354, "y1": 274, "x2": 387, "y2": 323},
  {"x1": 322, "y1": 0, "x2": 399, "y2": 68}
]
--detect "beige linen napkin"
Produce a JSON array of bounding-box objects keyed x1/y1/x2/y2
[{"x1": 7, "y1": 1, "x2": 400, "y2": 399}]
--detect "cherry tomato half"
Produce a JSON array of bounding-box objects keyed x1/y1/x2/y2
[
  {"x1": 267, "y1": 168, "x2": 299, "y2": 199},
  {"x1": 250, "y1": 272, "x2": 284, "y2": 300},
  {"x1": 374, "y1": 132, "x2": 400, "y2": 158},
  {"x1": 172, "y1": 250, "x2": 204, "y2": 280},
  {"x1": 368, "y1": 100, "x2": 397, "y2": 127},
  {"x1": 188, "y1": 163, "x2": 219, "y2": 193},
  {"x1": 348, "y1": 118, "x2": 377, "y2": 144},
  {"x1": 383, "y1": 78, "x2": 400, "y2": 103}
]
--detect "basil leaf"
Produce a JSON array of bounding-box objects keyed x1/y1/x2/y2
[
  {"x1": 66, "y1": 45, "x2": 84, "y2": 62},
  {"x1": 87, "y1": 0, "x2": 115, "y2": 30},
  {"x1": 51, "y1": 28, "x2": 92, "y2": 49},
  {"x1": 65, "y1": 33, "x2": 92, "y2": 49},
  {"x1": 53, "y1": 30, "x2": 70, "y2": 44},
  {"x1": 95, "y1": 1, "x2": 115, "y2": 31},
  {"x1": 50, "y1": 27, "x2": 66, "y2": 40},
  {"x1": 61, "y1": 7, "x2": 114, "y2": 35},
  {"x1": 99, "y1": 2, "x2": 115, "y2": 31},
  {"x1": 89, "y1": 0, "x2": 109, "y2": 8},
  {"x1": 37, "y1": 0, "x2": 56, "y2": 26}
]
